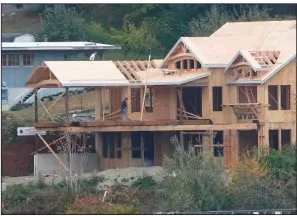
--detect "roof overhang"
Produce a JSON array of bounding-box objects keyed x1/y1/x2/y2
[
  {"x1": 143, "y1": 72, "x2": 211, "y2": 86},
  {"x1": 2, "y1": 42, "x2": 121, "y2": 51}
]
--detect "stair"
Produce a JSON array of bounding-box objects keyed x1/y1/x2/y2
[{"x1": 22, "y1": 90, "x2": 34, "y2": 103}]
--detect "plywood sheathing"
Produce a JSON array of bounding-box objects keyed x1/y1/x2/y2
[{"x1": 26, "y1": 61, "x2": 131, "y2": 87}]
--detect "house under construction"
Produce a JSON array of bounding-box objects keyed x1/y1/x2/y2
[{"x1": 26, "y1": 20, "x2": 296, "y2": 171}]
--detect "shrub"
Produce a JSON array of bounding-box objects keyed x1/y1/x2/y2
[
  {"x1": 1, "y1": 113, "x2": 33, "y2": 143},
  {"x1": 157, "y1": 136, "x2": 228, "y2": 212},
  {"x1": 65, "y1": 196, "x2": 140, "y2": 214},
  {"x1": 227, "y1": 150, "x2": 296, "y2": 210},
  {"x1": 131, "y1": 175, "x2": 156, "y2": 189},
  {"x1": 263, "y1": 146, "x2": 296, "y2": 182},
  {"x1": 2, "y1": 183, "x2": 74, "y2": 214}
]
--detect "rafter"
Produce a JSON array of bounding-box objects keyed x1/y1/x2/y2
[
  {"x1": 137, "y1": 60, "x2": 147, "y2": 70},
  {"x1": 116, "y1": 60, "x2": 134, "y2": 80}
]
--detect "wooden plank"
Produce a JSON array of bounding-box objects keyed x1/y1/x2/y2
[
  {"x1": 137, "y1": 60, "x2": 147, "y2": 70},
  {"x1": 37, "y1": 123, "x2": 258, "y2": 132},
  {"x1": 30, "y1": 135, "x2": 67, "y2": 155},
  {"x1": 34, "y1": 88, "x2": 38, "y2": 122},
  {"x1": 36, "y1": 132, "x2": 69, "y2": 172},
  {"x1": 117, "y1": 61, "x2": 134, "y2": 80},
  {"x1": 37, "y1": 95, "x2": 55, "y2": 122},
  {"x1": 130, "y1": 61, "x2": 141, "y2": 71},
  {"x1": 39, "y1": 92, "x2": 65, "y2": 120},
  {"x1": 65, "y1": 87, "x2": 70, "y2": 123},
  {"x1": 124, "y1": 60, "x2": 141, "y2": 81}
]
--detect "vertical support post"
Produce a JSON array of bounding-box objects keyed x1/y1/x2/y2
[
  {"x1": 65, "y1": 87, "x2": 70, "y2": 123},
  {"x1": 95, "y1": 87, "x2": 102, "y2": 120},
  {"x1": 180, "y1": 131, "x2": 184, "y2": 149},
  {"x1": 34, "y1": 88, "x2": 38, "y2": 122},
  {"x1": 278, "y1": 129, "x2": 282, "y2": 151}
]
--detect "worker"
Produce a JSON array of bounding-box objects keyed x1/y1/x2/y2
[
  {"x1": 121, "y1": 97, "x2": 130, "y2": 120},
  {"x1": 89, "y1": 51, "x2": 97, "y2": 61}
]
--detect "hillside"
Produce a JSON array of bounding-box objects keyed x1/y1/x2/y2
[{"x1": 11, "y1": 90, "x2": 97, "y2": 120}]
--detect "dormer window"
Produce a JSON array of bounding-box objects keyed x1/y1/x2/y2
[
  {"x1": 174, "y1": 59, "x2": 202, "y2": 70},
  {"x1": 190, "y1": 60, "x2": 195, "y2": 69}
]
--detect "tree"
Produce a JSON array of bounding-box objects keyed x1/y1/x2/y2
[
  {"x1": 189, "y1": 5, "x2": 233, "y2": 37},
  {"x1": 109, "y1": 21, "x2": 160, "y2": 59},
  {"x1": 37, "y1": 4, "x2": 88, "y2": 42}
]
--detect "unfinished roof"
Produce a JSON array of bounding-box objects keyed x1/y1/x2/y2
[
  {"x1": 211, "y1": 20, "x2": 296, "y2": 37},
  {"x1": 2, "y1": 41, "x2": 121, "y2": 51},
  {"x1": 26, "y1": 60, "x2": 210, "y2": 88},
  {"x1": 26, "y1": 61, "x2": 130, "y2": 88}
]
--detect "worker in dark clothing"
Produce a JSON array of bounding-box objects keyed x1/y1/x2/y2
[{"x1": 121, "y1": 98, "x2": 130, "y2": 120}]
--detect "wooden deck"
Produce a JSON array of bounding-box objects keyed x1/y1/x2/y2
[{"x1": 34, "y1": 120, "x2": 258, "y2": 132}]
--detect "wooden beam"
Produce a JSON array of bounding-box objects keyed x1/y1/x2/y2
[
  {"x1": 137, "y1": 60, "x2": 147, "y2": 70},
  {"x1": 27, "y1": 79, "x2": 61, "y2": 89},
  {"x1": 36, "y1": 131, "x2": 69, "y2": 172},
  {"x1": 124, "y1": 60, "x2": 141, "y2": 81},
  {"x1": 30, "y1": 135, "x2": 67, "y2": 155},
  {"x1": 65, "y1": 87, "x2": 70, "y2": 123},
  {"x1": 130, "y1": 61, "x2": 141, "y2": 71},
  {"x1": 117, "y1": 61, "x2": 134, "y2": 80},
  {"x1": 39, "y1": 92, "x2": 65, "y2": 120},
  {"x1": 34, "y1": 88, "x2": 38, "y2": 122},
  {"x1": 37, "y1": 95, "x2": 55, "y2": 122},
  {"x1": 37, "y1": 123, "x2": 258, "y2": 133},
  {"x1": 168, "y1": 52, "x2": 196, "y2": 61}
]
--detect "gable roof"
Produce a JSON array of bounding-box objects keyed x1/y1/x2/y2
[
  {"x1": 160, "y1": 20, "x2": 296, "y2": 69},
  {"x1": 224, "y1": 50, "x2": 263, "y2": 72},
  {"x1": 226, "y1": 53, "x2": 296, "y2": 85}
]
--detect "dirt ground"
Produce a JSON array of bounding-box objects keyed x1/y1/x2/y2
[{"x1": 2, "y1": 166, "x2": 164, "y2": 191}]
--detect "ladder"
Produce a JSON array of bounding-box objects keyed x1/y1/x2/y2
[{"x1": 243, "y1": 86, "x2": 258, "y2": 119}]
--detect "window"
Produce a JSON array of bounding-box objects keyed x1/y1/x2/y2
[
  {"x1": 213, "y1": 131, "x2": 224, "y2": 157},
  {"x1": 269, "y1": 130, "x2": 279, "y2": 151},
  {"x1": 131, "y1": 88, "x2": 141, "y2": 112},
  {"x1": 2, "y1": 54, "x2": 7, "y2": 66},
  {"x1": 189, "y1": 59, "x2": 195, "y2": 69},
  {"x1": 175, "y1": 61, "x2": 181, "y2": 69},
  {"x1": 281, "y1": 85, "x2": 290, "y2": 110},
  {"x1": 1, "y1": 89, "x2": 8, "y2": 104},
  {"x1": 145, "y1": 88, "x2": 153, "y2": 113},
  {"x1": 182, "y1": 59, "x2": 188, "y2": 69},
  {"x1": 281, "y1": 130, "x2": 291, "y2": 147},
  {"x1": 22, "y1": 53, "x2": 34, "y2": 66},
  {"x1": 213, "y1": 86, "x2": 223, "y2": 111},
  {"x1": 102, "y1": 132, "x2": 122, "y2": 158},
  {"x1": 116, "y1": 133, "x2": 122, "y2": 158},
  {"x1": 268, "y1": 85, "x2": 278, "y2": 110},
  {"x1": 7, "y1": 54, "x2": 20, "y2": 66},
  {"x1": 131, "y1": 132, "x2": 141, "y2": 158}
]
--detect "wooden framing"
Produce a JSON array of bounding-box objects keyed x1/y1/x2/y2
[{"x1": 28, "y1": 21, "x2": 296, "y2": 171}]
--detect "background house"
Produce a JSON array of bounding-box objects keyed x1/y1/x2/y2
[{"x1": 1, "y1": 41, "x2": 121, "y2": 110}]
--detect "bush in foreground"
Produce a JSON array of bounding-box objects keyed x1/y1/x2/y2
[{"x1": 157, "y1": 136, "x2": 228, "y2": 212}]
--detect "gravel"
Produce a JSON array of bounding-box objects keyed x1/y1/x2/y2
[{"x1": 2, "y1": 166, "x2": 164, "y2": 191}]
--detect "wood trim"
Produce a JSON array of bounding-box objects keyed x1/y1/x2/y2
[
  {"x1": 27, "y1": 79, "x2": 61, "y2": 88},
  {"x1": 36, "y1": 123, "x2": 258, "y2": 133},
  {"x1": 168, "y1": 52, "x2": 196, "y2": 61}
]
